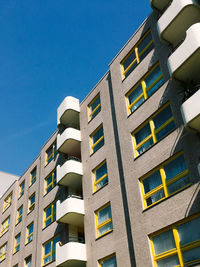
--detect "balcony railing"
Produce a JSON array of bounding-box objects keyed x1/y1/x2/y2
[
  {"x1": 168, "y1": 23, "x2": 200, "y2": 82},
  {"x1": 57, "y1": 96, "x2": 80, "y2": 127},
  {"x1": 56, "y1": 197, "x2": 84, "y2": 227},
  {"x1": 158, "y1": 0, "x2": 200, "y2": 47},
  {"x1": 56, "y1": 242, "x2": 86, "y2": 267}
]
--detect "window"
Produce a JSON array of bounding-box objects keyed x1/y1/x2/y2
[
  {"x1": 1, "y1": 216, "x2": 10, "y2": 236},
  {"x1": 44, "y1": 200, "x2": 56, "y2": 228},
  {"x1": 42, "y1": 236, "x2": 60, "y2": 266},
  {"x1": 121, "y1": 30, "x2": 154, "y2": 79},
  {"x1": 90, "y1": 125, "x2": 104, "y2": 154},
  {"x1": 18, "y1": 181, "x2": 25, "y2": 198},
  {"x1": 14, "y1": 233, "x2": 21, "y2": 253},
  {"x1": 26, "y1": 222, "x2": 34, "y2": 244},
  {"x1": 3, "y1": 192, "x2": 13, "y2": 211},
  {"x1": 28, "y1": 193, "x2": 35, "y2": 213},
  {"x1": 0, "y1": 243, "x2": 7, "y2": 262},
  {"x1": 25, "y1": 255, "x2": 32, "y2": 267},
  {"x1": 150, "y1": 214, "x2": 200, "y2": 267},
  {"x1": 132, "y1": 103, "x2": 175, "y2": 157},
  {"x1": 44, "y1": 170, "x2": 56, "y2": 194},
  {"x1": 30, "y1": 168, "x2": 36, "y2": 186},
  {"x1": 93, "y1": 160, "x2": 108, "y2": 192},
  {"x1": 99, "y1": 254, "x2": 117, "y2": 267},
  {"x1": 88, "y1": 93, "x2": 101, "y2": 121},
  {"x1": 126, "y1": 63, "x2": 164, "y2": 115},
  {"x1": 95, "y1": 203, "x2": 113, "y2": 238},
  {"x1": 140, "y1": 152, "x2": 190, "y2": 209},
  {"x1": 46, "y1": 142, "x2": 57, "y2": 165},
  {"x1": 16, "y1": 205, "x2": 23, "y2": 224}
]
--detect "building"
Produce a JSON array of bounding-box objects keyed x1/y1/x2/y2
[{"x1": 0, "y1": 0, "x2": 200, "y2": 266}]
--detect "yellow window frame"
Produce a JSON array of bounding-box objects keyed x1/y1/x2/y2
[
  {"x1": 140, "y1": 152, "x2": 191, "y2": 209},
  {"x1": 121, "y1": 29, "x2": 154, "y2": 80},
  {"x1": 1, "y1": 216, "x2": 10, "y2": 236},
  {"x1": 93, "y1": 160, "x2": 108, "y2": 192},
  {"x1": 0, "y1": 243, "x2": 7, "y2": 262},
  {"x1": 28, "y1": 193, "x2": 35, "y2": 213},
  {"x1": 132, "y1": 102, "x2": 174, "y2": 158},
  {"x1": 90, "y1": 124, "x2": 104, "y2": 154},
  {"x1": 126, "y1": 62, "x2": 163, "y2": 115},
  {"x1": 43, "y1": 200, "x2": 56, "y2": 228},
  {"x1": 88, "y1": 93, "x2": 101, "y2": 121},
  {"x1": 149, "y1": 213, "x2": 200, "y2": 267},
  {"x1": 30, "y1": 167, "x2": 37, "y2": 186},
  {"x1": 95, "y1": 203, "x2": 113, "y2": 238},
  {"x1": 26, "y1": 222, "x2": 33, "y2": 244},
  {"x1": 98, "y1": 253, "x2": 116, "y2": 267},
  {"x1": 14, "y1": 233, "x2": 21, "y2": 253},
  {"x1": 44, "y1": 169, "x2": 56, "y2": 195},
  {"x1": 46, "y1": 141, "x2": 57, "y2": 165},
  {"x1": 18, "y1": 181, "x2": 25, "y2": 198},
  {"x1": 3, "y1": 192, "x2": 13, "y2": 211},
  {"x1": 42, "y1": 235, "x2": 60, "y2": 266},
  {"x1": 16, "y1": 205, "x2": 23, "y2": 224}
]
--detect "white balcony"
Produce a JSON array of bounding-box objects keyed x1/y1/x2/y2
[
  {"x1": 57, "y1": 160, "x2": 83, "y2": 188},
  {"x1": 157, "y1": 0, "x2": 200, "y2": 47},
  {"x1": 56, "y1": 242, "x2": 86, "y2": 267},
  {"x1": 181, "y1": 90, "x2": 200, "y2": 132},
  {"x1": 56, "y1": 197, "x2": 84, "y2": 227},
  {"x1": 57, "y1": 128, "x2": 81, "y2": 156},
  {"x1": 57, "y1": 96, "x2": 80, "y2": 127},
  {"x1": 168, "y1": 23, "x2": 200, "y2": 82},
  {"x1": 150, "y1": 0, "x2": 171, "y2": 11}
]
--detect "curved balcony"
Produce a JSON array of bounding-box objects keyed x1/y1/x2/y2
[
  {"x1": 168, "y1": 23, "x2": 200, "y2": 82},
  {"x1": 57, "y1": 159, "x2": 83, "y2": 188},
  {"x1": 57, "y1": 128, "x2": 81, "y2": 157},
  {"x1": 158, "y1": 0, "x2": 200, "y2": 46},
  {"x1": 56, "y1": 242, "x2": 86, "y2": 267},
  {"x1": 181, "y1": 90, "x2": 200, "y2": 132},
  {"x1": 150, "y1": 0, "x2": 171, "y2": 11},
  {"x1": 56, "y1": 197, "x2": 84, "y2": 227},
  {"x1": 57, "y1": 96, "x2": 80, "y2": 127}
]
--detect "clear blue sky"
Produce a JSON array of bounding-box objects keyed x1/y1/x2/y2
[{"x1": 0, "y1": 0, "x2": 151, "y2": 176}]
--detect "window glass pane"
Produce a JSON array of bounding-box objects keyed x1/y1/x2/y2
[
  {"x1": 124, "y1": 62, "x2": 138, "y2": 78},
  {"x1": 167, "y1": 175, "x2": 190, "y2": 195},
  {"x1": 143, "y1": 171, "x2": 162, "y2": 194},
  {"x1": 123, "y1": 51, "x2": 136, "y2": 71},
  {"x1": 177, "y1": 217, "x2": 200, "y2": 246},
  {"x1": 44, "y1": 242, "x2": 51, "y2": 255},
  {"x1": 146, "y1": 189, "x2": 165, "y2": 206},
  {"x1": 47, "y1": 175, "x2": 52, "y2": 186},
  {"x1": 152, "y1": 230, "x2": 175, "y2": 255},
  {"x1": 96, "y1": 163, "x2": 107, "y2": 182},
  {"x1": 98, "y1": 206, "x2": 111, "y2": 225},
  {"x1": 182, "y1": 246, "x2": 200, "y2": 263},
  {"x1": 164, "y1": 154, "x2": 186, "y2": 181},
  {"x1": 96, "y1": 177, "x2": 108, "y2": 189},
  {"x1": 53, "y1": 236, "x2": 60, "y2": 251},
  {"x1": 128, "y1": 84, "x2": 144, "y2": 112},
  {"x1": 157, "y1": 254, "x2": 179, "y2": 267},
  {"x1": 153, "y1": 105, "x2": 172, "y2": 130},
  {"x1": 98, "y1": 221, "x2": 113, "y2": 236},
  {"x1": 135, "y1": 124, "x2": 151, "y2": 145},
  {"x1": 139, "y1": 42, "x2": 154, "y2": 62},
  {"x1": 138, "y1": 32, "x2": 152, "y2": 55},
  {"x1": 46, "y1": 206, "x2": 52, "y2": 218},
  {"x1": 145, "y1": 65, "x2": 164, "y2": 97},
  {"x1": 137, "y1": 138, "x2": 153, "y2": 155},
  {"x1": 93, "y1": 127, "x2": 103, "y2": 144},
  {"x1": 102, "y1": 256, "x2": 117, "y2": 267},
  {"x1": 156, "y1": 121, "x2": 175, "y2": 141},
  {"x1": 93, "y1": 138, "x2": 104, "y2": 152},
  {"x1": 90, "y1": 96, "x2": 100, "y2": 111}
]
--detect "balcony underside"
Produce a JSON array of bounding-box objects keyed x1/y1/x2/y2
[
  {"x1": 150, "y1": 0, "x2": 171, "y2": 11},
  {"x1": 58, "y1": 212, "x2": 84, "y2": 227},
  {"x1": 168, "y1": 23, "x2": 200, "y2": 82},
  {"x1": 58, "y1": 260, "x2": 86, "y2": 267},
  {"x1": 158, "y1": 0, "x2": 200, "y2": 47},
  {"x1": 58, "y1": 172, "x2": 82, "y2": 188}
]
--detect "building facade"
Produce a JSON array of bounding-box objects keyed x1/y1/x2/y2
[{"x1": 0, "y1": 1, "x2": 200, "y2": 266}]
